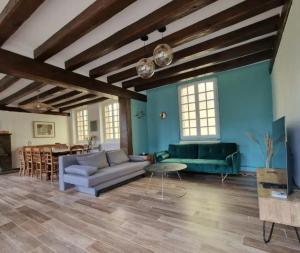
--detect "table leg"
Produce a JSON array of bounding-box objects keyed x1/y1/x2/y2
[
  {"x1": 161, "y1": 172, "x2": 164, "y2": 200},
  {"x1": 263, "y1": 221, "x2": 275, "y2": 243},
  {"x1": 295, "y1": 227, "x2": 300, "y2": 243},
  {"x1": 146, "y1": 172, "x2": 154, "y2": 194}
]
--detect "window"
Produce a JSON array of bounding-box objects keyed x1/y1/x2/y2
[
  {"x1": 76, "y1": 109, "x2": 89, "y2": 141},
  {"x1": 179, "y1": 79, "x2": 220, "y2": 140},
  {"x1": 103, "y1": 102, "x2": 120, "y2": 141}
]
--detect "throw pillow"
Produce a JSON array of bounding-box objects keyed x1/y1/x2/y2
[
  {"x1": 76, "y1": 151, "x2": 109, "y2": 169},
  {"x1": 106, "y1": 149, "x2": 129, "y2": 166},
  {"x1": 65, "y1": 165, "x2": 97, "y2": 176}
]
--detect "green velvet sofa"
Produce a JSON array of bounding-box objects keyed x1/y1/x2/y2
[{"x1": 154, "y1": 143, "x2": 240, "y2": 176}]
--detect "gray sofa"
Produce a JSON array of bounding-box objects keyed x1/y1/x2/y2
[{"x1": 59, "y1": 149, "x2": 150, "y2": 196}]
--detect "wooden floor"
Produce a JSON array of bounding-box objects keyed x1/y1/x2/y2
[{"x1": 0, "y1": 173, "x2": 299, "y2": 253}]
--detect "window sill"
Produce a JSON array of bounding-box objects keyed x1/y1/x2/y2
[{"x1": 180, "y1": 139, "x2": 220, "y2": 144}]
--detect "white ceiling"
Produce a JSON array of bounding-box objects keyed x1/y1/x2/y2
[{"x1": 0, "y1": 0, "x2": 282, "y2": 106}]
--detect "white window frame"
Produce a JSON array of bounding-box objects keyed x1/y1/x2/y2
[
  {"x1": 75, "y1": 108, "x2": 89, "y2": 143},
  {"x1": 102, "y1": 100, "x2": 120, "y2": 142},
  {"x1": 178, "y1": 78, "x2": 220, "y2": 141}
]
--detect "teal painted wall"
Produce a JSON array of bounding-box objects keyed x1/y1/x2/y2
[
  {"x1": 146, "y1": 61, "x2": 273, "y2": 171},
  {"x1": 131, "y1": 99, "x2": 148, "y2": 155}
]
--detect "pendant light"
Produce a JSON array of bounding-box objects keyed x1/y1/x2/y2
[
  {"x1": 20, "y1": 91, "x2": 55, "y2": 113},
  {"x1": 153, "y1": 27, "x2": 173, "y2": 67},
  {"x1": 136, "y1": 36, "x2": 155, "y2": 79}
]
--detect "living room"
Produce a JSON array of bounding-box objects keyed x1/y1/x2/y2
[{"x1": 0, "y1": 0, "x2": 299, "y2": 252}]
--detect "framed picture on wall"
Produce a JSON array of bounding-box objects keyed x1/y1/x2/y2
[{"x1": 33, "y1": 121, "x2": 55, "y2": 138}]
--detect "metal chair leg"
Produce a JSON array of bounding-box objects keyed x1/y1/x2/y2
[{"x1": 263, "y1": 221, "x2": 275, "y2": 243}]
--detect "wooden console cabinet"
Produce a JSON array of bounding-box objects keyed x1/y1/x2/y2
[{"x1": 0, "y1": 133, "x2": 12, "y2": 174}]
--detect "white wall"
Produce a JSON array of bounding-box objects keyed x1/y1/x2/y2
[
  {"x1": 0, "y1": 111, "x2": 70, "y2": 168},
  {"x1": 272, "y1": 0, "x2": 300, "y2": 187}
]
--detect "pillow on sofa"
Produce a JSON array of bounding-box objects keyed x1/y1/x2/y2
[
  {"x1": 76, "y1": 151, "x2": 109, "y2": 169},
  {"x1": 65, "y1": 165, "x2": 97, "y2": 177},
  {"x1": 129, "y1": 155, "x2": 146, "y2": 162},
  {"x1": 106, "y1": 149, "x2": 129, "y2": 166}
]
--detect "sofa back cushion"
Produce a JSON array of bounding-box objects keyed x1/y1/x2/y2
[
  {"x1": 106, "y1": 149, "x2": 129, "y2": 166},
  {"x1": 76, "y1": 151, "x2": 109, "y2": 169},
  {"x1": 198, "y1": 143, "x2": 237, "y2": 160},
  {"x1": 168, "y1": 144, "x2": 198, "y2": 159}
]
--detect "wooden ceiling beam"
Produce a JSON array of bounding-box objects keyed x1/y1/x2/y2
[
  {"x1": 90, "y1": 0, "x2": 284, "y2": 78},
  {"x1": 65, "y1": 0, "x2": 216, "y2": 71},
  {"x1": 135, "y1": 50, "x2": 273, "y2": 92},
  {"x1": 123, "y1": 36, "x2": 276, "y2": 89},
  {"x1": 43, "y1": 91, "x2": 81, "y2": 104},
  {"x1": 0, "y1": 75, "x2": 19, "y2": 93},
  {"x1": 0, "y1": 81, "x2": 44, "y2": 105},
  {"x1": 269, "y1": 0, "x2": 293, "y2": 72},
  {"x1": 0, "y1": 0, "x2": 45, "y2": 46},
  {"x1": 53, "y1": 94, "x2": 97, "y2": 108},
  {"x1": 34, "y1": 0, "x2": 135, "y2": 61},
  {"x1": 19, "y1": 86, "x2": 65, "y2": 105},
  {"x1": 0, "y1": 48, "x2": 147, "y2": 101},
  {"x1": 59, "y1": 97, "x2": 108, "y2": 112},
  {"x1": 0, "y1": 105, "x2": 69, "y2": 116},
  {"x1": 108, "y1": 15, "x2": 280, "y2": 83}
]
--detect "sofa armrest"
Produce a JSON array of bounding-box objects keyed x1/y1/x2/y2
[
  {"x1": 154, "y1": 151, "x2": 170, "y2": 163},
  {"x1": 128, "y1": 155, "x2": 147, "y2": 162},
  {"x1": 226, "y1": 151, "x2": 240, "y2": 170}
]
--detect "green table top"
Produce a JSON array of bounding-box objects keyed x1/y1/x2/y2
[{"x1": 145, "y1": 163, "x2": 187, "y2": 173}]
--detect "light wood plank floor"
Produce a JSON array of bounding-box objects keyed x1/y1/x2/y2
[{"x1": 0, "y1": 173, "x2": 299, "y2": 253}]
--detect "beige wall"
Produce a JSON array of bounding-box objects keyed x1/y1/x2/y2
[
  {"x1": 0, "y1": 111, "x2": 70, "y2": 168},
  {"x1": 271, "y1": 0, "x2": 300, "y2": 187}
]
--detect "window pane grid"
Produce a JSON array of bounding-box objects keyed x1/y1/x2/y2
[
  {"x1": 180, "y1": 80, "x2": 218, "y2": 139},
  {"x1": 104, "y1": 102, "x2": 120, "y2": 140},
  {"x1": 76, "y1": 109, "x2": 88, "y2": 141}
]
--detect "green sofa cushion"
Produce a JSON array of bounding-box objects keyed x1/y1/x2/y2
[
  {"x1": 198, "y1": 143, "x2": 237, "y2": 160},
  {"x1": 161, "y1": 158, "x2": 228, "y2": 167},
  {"x1": 169, "y1": 144, "x2": 198, "y2": 159}
]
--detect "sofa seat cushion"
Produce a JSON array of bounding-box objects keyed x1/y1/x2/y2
[
  {"x1": 65, "y1": 165, "x2": 97, "y2": 177},
  {"x1": 76, "y1": 151, "x2": 108, "y2": 169},
  {"x1": 161, "y1": 158, "x2": 228, "y2": 166},
  {"x1": 63, "y1": 161, "x2": 150, "y2": 187},
  {"x1": 106, "y1": 149, "x2": 129, "y2": 166}
]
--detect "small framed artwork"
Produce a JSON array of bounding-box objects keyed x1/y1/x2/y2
[
  {"x1": 33, "y1": 121, "x2": 55, "y2": 138},
  {"x1": 90, "y1": 120, "x2": 98, "y2": 132}
]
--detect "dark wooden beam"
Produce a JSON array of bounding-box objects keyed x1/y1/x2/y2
[
  {"x1": 119, "y1": 97, "x2": 133, "y2": 155},
  {"x1": 65, "y1": 0, "x2": 216, "y2": 71},
  {"x1": 53, "y1": 94, "x2": 96, "y2": 108},
  {"x1": 43, "y1": 91, "x2": 81, "y2": 104},
  {"x1": 0, "y1": 48, "x2": 147, "y2": 101},
  {"x1": 135, "y1": 50, "x2": 273, "y2": 91},
  {"x1": 0, "y1": 75, "x2": 19, "y2": 93},
  {"x1": 108, "y1": 15, "x2": 280, "y2": 83},
  {"x1": 0, "y1": 81, "x2": 44, "y2": 105},
  {"x1": 34, "y1": 0, "x2": 135, "y2": 61},
  {"x1": 89, "y1": 0, "x2": 284, "y2": 78},
  {"x1": 0, "y1": 105, "x2": 69, "y2": 116},
  {"x1": 19, "y1": 86, "x2": 65, "y2": 105},
  {"x1": 269, "y1": 0, "x2": 293, "y2": 72},
  {"x1": 124, "y1": 36, "x2": 276, "y2": 88},
  {"x1": 59, "y1": 97, "x2": 108, "y2": 111},
  {"x1": 0, "y1": 0, "x2": 45, "y2": 46}
]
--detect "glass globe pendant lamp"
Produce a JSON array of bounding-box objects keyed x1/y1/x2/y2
[
  {"x1": 136, "y1": 57, "x2": 155, "y2": 79},
  {"x1": 153, "y1": 43, "x2": 173, "y2": 67}
]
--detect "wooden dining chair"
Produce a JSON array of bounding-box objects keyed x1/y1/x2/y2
[
  {"x1": 24, "y1": 147, "x2": 34, "y2": 176},
  {"x1": 32, "y1": 147, "x2": 47, "y2": 180},
  {"x1": 70, "y1": 145, "x2": 84, "y2": 154},
  {"x1": 17, "y1": 148, "x2": 26, "y2": 176},
  {"x1": 43, "y1": 147, "x2": 58, "y2": 182}
]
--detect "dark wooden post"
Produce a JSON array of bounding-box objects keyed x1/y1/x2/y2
[{"x1": 119, "y1": 97, "x2": 133, "y2": 155}]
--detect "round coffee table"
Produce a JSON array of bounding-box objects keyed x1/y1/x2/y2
[{"x1": 145, "y1": 163, "x2": 187, "y2": 200}]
